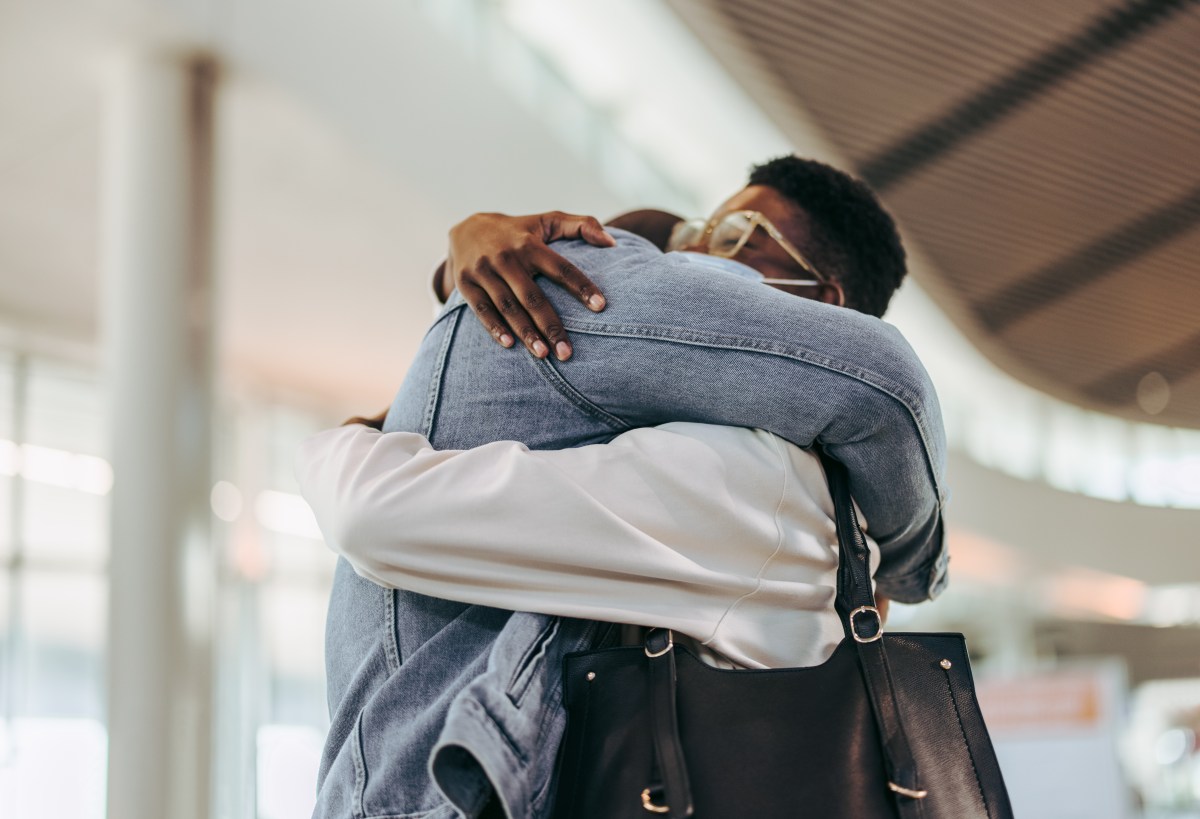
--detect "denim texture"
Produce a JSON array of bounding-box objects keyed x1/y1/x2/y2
[{"x1": 314, "y1": 230, "x2": 948, "y2": 818}]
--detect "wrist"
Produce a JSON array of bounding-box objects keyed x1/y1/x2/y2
[{"x1": 433, "y1": 260, "x2": 451, "y2": 302}]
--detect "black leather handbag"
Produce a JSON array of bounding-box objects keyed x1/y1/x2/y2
[{"x1": 551, "y1": 453, "x2": 1013, "y2": 818}]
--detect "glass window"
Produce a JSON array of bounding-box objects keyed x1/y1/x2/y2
[
  {"x1": 0, "y1": 476, "x2": 11, "y2": 562},
  {"x1": 19, "y1": 570, "x2": 106, "y2": 720},
  {"x1": 1129, "y1": 424, "x2": 1179, "y2": 508},
  {"x1": 1076, "y1": 414, "x2": 1129, "y2": 503},
  {"x1": 25, "y1": 360, "x2": 104, "y2": 458},
  {"x1": 0, "y1": 716, "x2": 106, "y2": 819},
  {"x1": 0, "y1": 353, "x2": 14, "y2": 563},
  {"x1": 0, "y1": 570, "x2": 107, "y2": 819},
  {"x1": 0, "y1": 569, "x2": 12, "y2": 712},
  {"x1": 0, "y1": 350, "x2": 14, "y2": 441},
  {"x1": 1042, "y1": 403, "x2": 1088, "y2": 494},
  {"x1": 21, "y1": 482, "x2": 109, "y2": 567},
  {"x1": 208, "y1": 400, "x2": 336, "y2": 819}
]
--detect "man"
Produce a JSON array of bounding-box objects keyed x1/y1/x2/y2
[{"x1": 307, "y1": 156, "x2": 947, "y2": 818}]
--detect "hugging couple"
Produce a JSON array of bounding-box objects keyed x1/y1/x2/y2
[{"x1": 298, "y1": 155, "x2": 948, "y2": 819}]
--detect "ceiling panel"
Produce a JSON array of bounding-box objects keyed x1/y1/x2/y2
[
  {"x1": 712, "y1": 0, "x2": 1112, "y2": 162},
  {"x1": 1000, "y1": 227, "x2": 1200, "y2": 389}
]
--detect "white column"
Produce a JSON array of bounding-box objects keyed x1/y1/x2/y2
[{"x1": 101, "y1": 50, "x2": 218, "y2": 819}]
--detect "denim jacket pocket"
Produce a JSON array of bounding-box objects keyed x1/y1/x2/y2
[
  {"x1": 505, "y1": 617, "x2": 561, "y2": 707},
  {"x1": 350, "y1": 707, "x2": 462, "y2": 819}
]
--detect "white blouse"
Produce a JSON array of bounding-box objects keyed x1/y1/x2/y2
[{"x1": 296, "y1": 422, "x2": 879, "y2": 669}]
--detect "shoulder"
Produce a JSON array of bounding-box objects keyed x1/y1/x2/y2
[{"x1": 549, "y1": 228, "x2": 663, "y2": 267}]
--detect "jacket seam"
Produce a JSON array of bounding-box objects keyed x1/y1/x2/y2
[
  {"x1": 384, "y1": 588, "x2": 401, "y2": 674},
  {"x1": 422, "y1": 308, "x2": 461, "y2": 438},
  {"x1": 351, "y1": 714, "x2": 368, "y2": 818},
  {"x1": 473, "y1": 698, "x2": 529, "y2": 767},
  {"x1": 359, "y1": 806, "x2": 460, "y2": 819},
  {"x1": 561, "y1": 320, "x2": 945, "y2": 505},
  {"x1": 530, "y1": 357, "x2": 629, "y2": 430},
  {"x1": 505, "y1": 618, "x2": 560, "y2": 707}
]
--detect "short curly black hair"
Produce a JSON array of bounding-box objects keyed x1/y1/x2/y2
[{"x1": 748, "y1": 155, "x2": 906, "y2": 317}]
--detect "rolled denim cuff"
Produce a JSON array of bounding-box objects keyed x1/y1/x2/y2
[{"x1": 875, "y1": 530, "x2": 950, "y2": 604}]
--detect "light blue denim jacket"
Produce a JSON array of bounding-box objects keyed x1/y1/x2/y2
[{"x1": 313, "y1": 230, "x2": 948, "y2": 819}]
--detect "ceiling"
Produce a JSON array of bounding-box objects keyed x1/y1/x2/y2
[
  {"x1": 668, "y1": 0, "x2": 1200, "y2": 429},
  {"x1": 0, "y1": 0, "x2": 628, "y2": 417}
]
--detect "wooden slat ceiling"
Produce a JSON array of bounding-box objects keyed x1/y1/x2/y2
[{"x1": 668, "y1": 0, "x2": 1200, "y2": 429}]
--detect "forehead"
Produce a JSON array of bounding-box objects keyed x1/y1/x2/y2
[{"x1": 710, "y1": 185, "x2": 813, "y2": 246}]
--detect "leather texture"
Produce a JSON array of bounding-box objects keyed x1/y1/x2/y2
[
  {"x1": 646, "y1": 629, "x2": 694, "y2": 818},
  {"x1": 825, "y1": 454, "x2": 924, "y2": 816},
  {"x1": 551, "y1": 455, "x2": 1013, "y2": 819}
]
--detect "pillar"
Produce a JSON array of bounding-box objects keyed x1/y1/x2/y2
[{"x1": 100, "y1": 49, "x2": 218, "y2": 819}]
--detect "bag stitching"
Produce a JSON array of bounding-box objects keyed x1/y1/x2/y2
[
  {"x1": 531, "y1": 620, "x2": 609, "y2": 814},
  {"x1": 562, "y1": 668, "x2": 593, "y2": 819},
  {"x1": 943, "y1": 666, "x2": 991, "y2": 818}
]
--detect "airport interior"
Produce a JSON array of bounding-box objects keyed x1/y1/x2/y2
[{"x1": 1, "y1": 0, "x2": 1198, "y2": 817}]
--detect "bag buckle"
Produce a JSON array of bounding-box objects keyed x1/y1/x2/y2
[
  {"x1": 641, "y1": 786, "x2": 670, "y2": 813},
  {"x1": 888, "y1": 781, "x2": 929, "y2": 799},
  {"x1": 644, "y1": 628, "x2": 674, "y2": 658},
  {"x1": 849, "y1": 605, "x2": 883, "y2": 643}
]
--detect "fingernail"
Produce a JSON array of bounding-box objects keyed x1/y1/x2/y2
[
  {"x1": 555, "y1": 341, "x2": 571, "y2": 361},
  {"x1": 499, "y1": 333, "x2": 514, "y2": 347},
  {"x1": 532, "y1": 340, "x2": 549, "y2": 357},
  {"x1": 588, "y1": 295, "x2": 606, "y2": 310}
]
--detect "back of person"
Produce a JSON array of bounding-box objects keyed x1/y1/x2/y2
[
  {"x1": 389, "y1": 229, "x2": 916, "y2": 452},
  {"x1": 315, "y1": 230, "x2": 945, "y2": 818}
]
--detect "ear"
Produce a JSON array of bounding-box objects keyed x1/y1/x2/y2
[{"x1": 817, "y1": 281, "x2": 846, "y2": 307}]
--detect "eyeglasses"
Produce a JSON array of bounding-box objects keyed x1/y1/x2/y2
[{"x1": 667, "y1": 210, "x2": 828, "y2": 287}]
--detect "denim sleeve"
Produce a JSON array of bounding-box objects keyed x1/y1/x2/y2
[{"x1": 544, "y1": 238, "x2": 950, "y2": 603}]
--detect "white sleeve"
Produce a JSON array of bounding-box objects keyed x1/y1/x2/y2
[{"x1": 295, "y1": 422, "x2": 792, "y2": 643}]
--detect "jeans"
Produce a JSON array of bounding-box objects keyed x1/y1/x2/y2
[{"x1": 313, "y1": 230, "x2": 948, "y2": 819}]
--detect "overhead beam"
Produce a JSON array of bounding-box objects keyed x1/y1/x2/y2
[
  {"x1": 978, "y1": 184, "x2": 1200, "y2": 332},
  {"x1": 1082, "y1": 328, "x2": 1200, "y2": 410},
  {"x1": 861, "y1": 0, "x2": 1196, "y2": 191}
]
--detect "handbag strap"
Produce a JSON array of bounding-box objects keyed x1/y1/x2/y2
[
  {"x1": 644, "y1": 628, "x2": 693, "y2": 818},
  {"x1": 819, "y1": 452, "x2": 927, "y2": 812},
  {"x1": 640, "y1": 454, "x2": 928, "y2": 816}
]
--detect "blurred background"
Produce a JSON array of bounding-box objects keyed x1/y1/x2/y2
[{"x1": 0, "y1": 0, "x2": 1198, "y2": 816}]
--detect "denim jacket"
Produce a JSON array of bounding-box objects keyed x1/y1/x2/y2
[{"x1": 313, "y1": 230, "x2": 948, "y2": 818}]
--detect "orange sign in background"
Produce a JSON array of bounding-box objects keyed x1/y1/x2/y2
[{"x1": 976, "y1": 672, "x2": 1103, "y2": 735}]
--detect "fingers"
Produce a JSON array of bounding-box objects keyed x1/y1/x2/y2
[
  {"x1": 533, "y1": 214, "x2": 609, "y2": 311},
  {"x1": 540, "y1": 211, "x2": 615, "y2": 247},
  {"x1": 469, "y1": 265, "x2": 557, "y2": 360},
  {"x1": 579, "y1": 216, "x2": 616, "y2": 247},
  {"x1": 507, "y1": 268, "x2": 575, "y2": 362},
  {"x1": 449, "y1": 209, "x2": 616, "y2": 358},
  {"x1": 530, "y1": 246, "x2": 606, "y2": 312},
  {"x1": 471, "y1": 246, "x2": 601, "y2": 360},
  {"x1": 457, "y1": 278, "x2": 516, "y2": 349}
]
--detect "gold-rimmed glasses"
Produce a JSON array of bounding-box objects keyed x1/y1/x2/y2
[{"x1": 667, "y1": 210, "x2": 827, "y2": 287}]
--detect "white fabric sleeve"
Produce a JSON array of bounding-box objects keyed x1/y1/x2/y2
[{"x1": 295, "y1": 422, "x2": 793, "y2": 644}]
